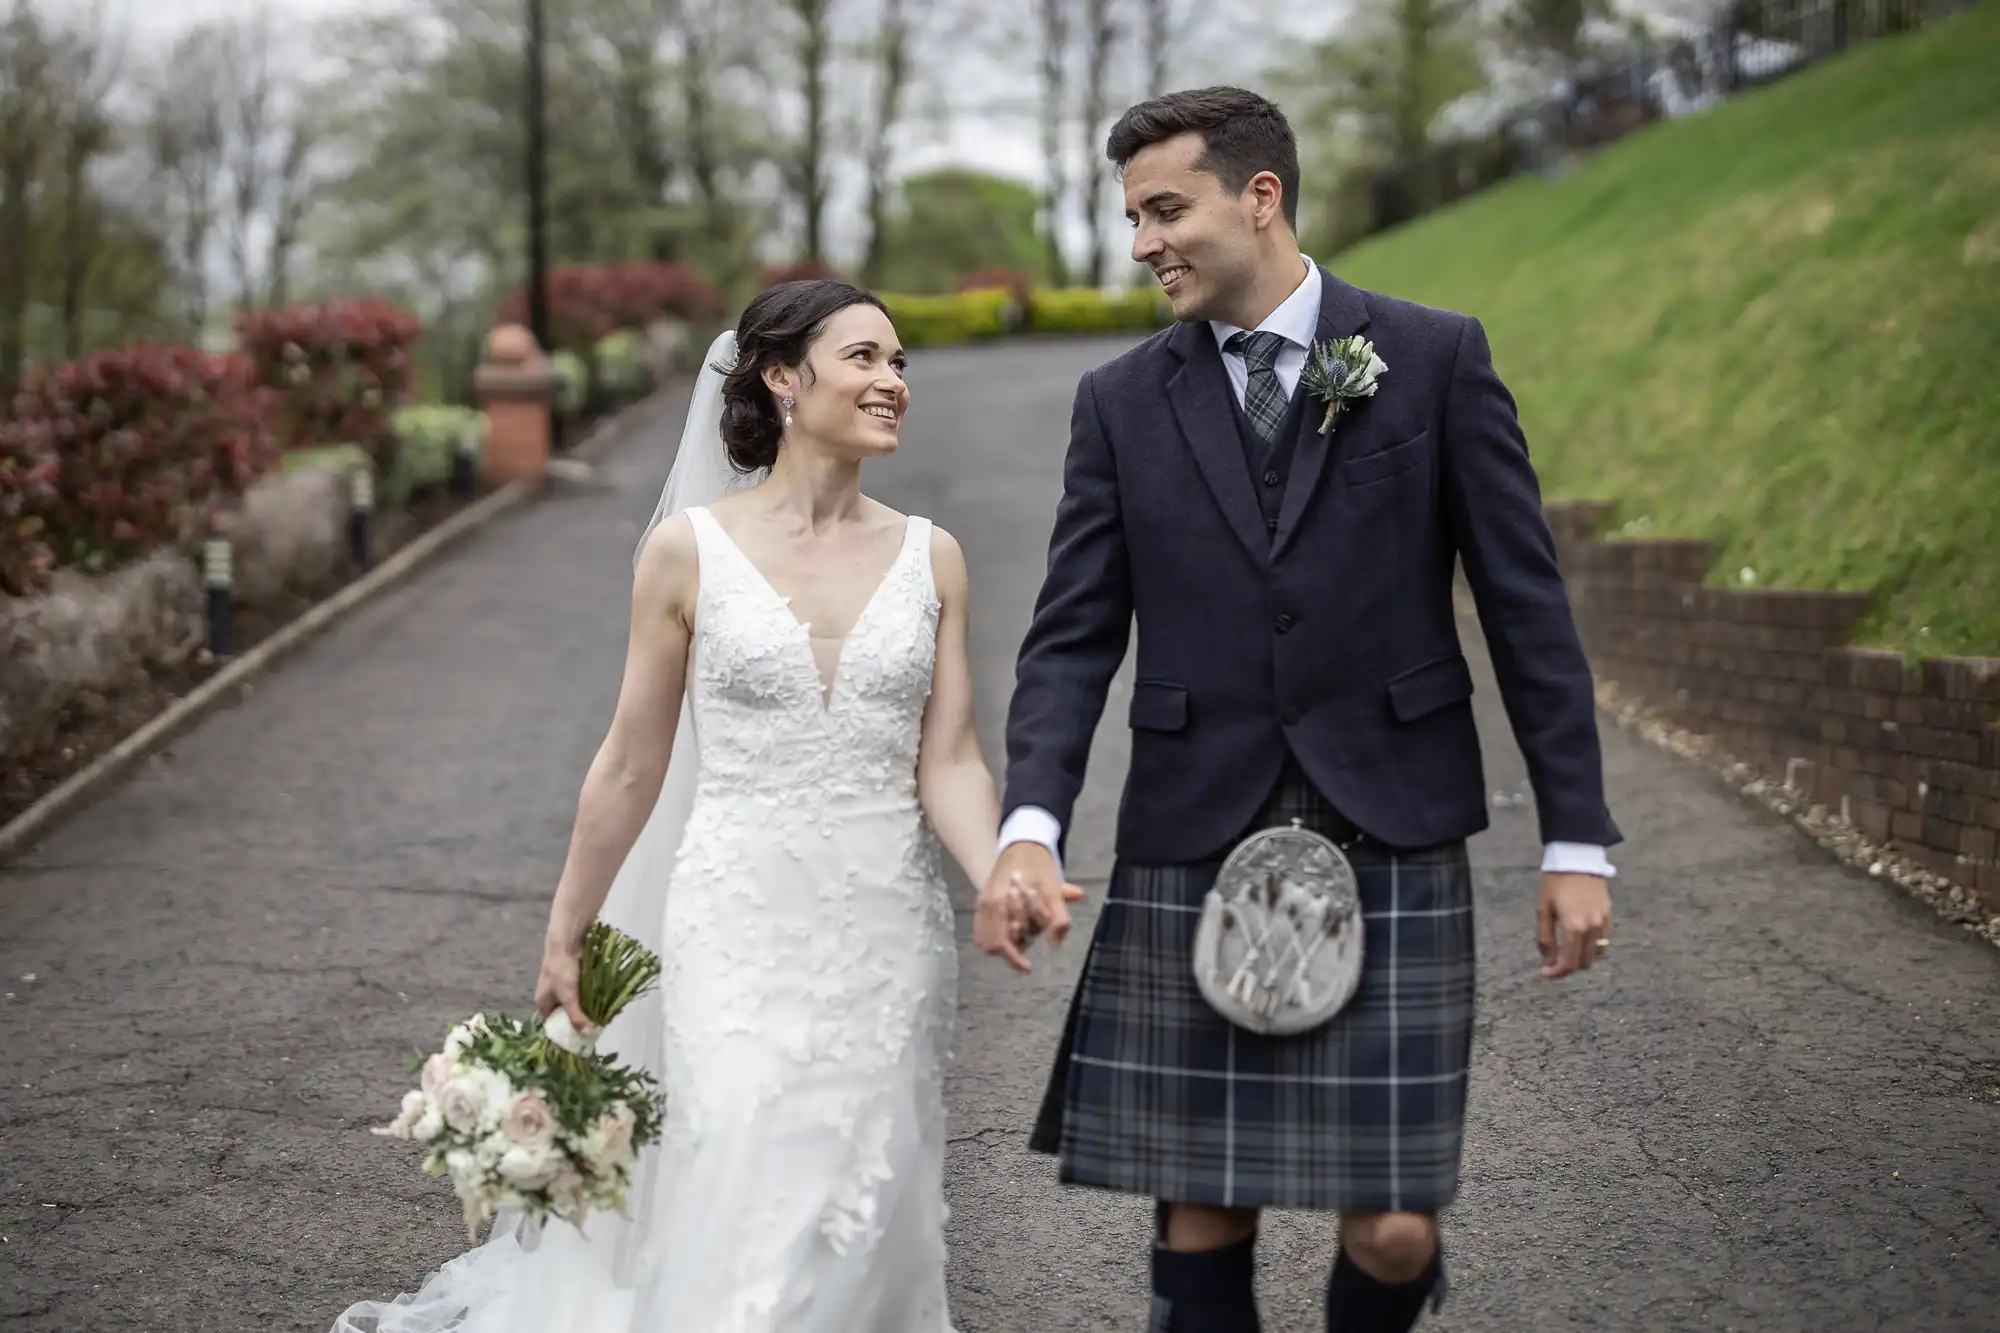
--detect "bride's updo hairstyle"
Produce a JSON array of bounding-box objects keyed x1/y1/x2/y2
[{"x1": 719, "y1": 279, "x2": 889, "y2": 473}]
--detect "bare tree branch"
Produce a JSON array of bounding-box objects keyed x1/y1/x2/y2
[
  {"x1": 859, "y1": 0, "x2": 913, "y2": 287},
  {"x1": 1077, "y1": 0, "x2": 1121, "y2": 287},
  {"x1": 1036, "y1": 0, "x2": 1071, "y2": 286}
]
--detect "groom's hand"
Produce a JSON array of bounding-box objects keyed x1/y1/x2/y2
[
  {"x1": 1538, "y1": 872, "x2": 1612, "y2": 980},
  {"x1": 976, "y1": 843, "x2": 1083, "y2": 973}
]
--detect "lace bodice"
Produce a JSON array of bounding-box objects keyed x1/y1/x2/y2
[{"x1": 684, "y1": 507, "x2": 939, "y2": 806}]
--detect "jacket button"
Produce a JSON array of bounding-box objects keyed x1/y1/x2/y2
[
  {"x1": 1281, "y1": 705, "x2": 1301, "y2": 726},
  {"x1": 1274, "y1": 613, "x2": 1295, "y2": 634},
  {"x1": 1266, "y1": 517, "x2": 1278, "y2": 531},
  {"x1": 1262, "y1": 469, "x2": 1280, "y2": 486}
]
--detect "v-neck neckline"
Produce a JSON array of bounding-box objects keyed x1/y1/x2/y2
[{"x1": 698, "y1": 508, "x2": 915, "y2": 713}]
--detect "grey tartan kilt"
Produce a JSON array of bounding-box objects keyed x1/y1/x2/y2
[{"x1": 1029, "y1": 773, "x2": 1477, "y2": 1213}]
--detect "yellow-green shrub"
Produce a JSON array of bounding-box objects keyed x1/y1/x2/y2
[
  {"x1": 388, "y1": 405, "x2": 481, "y2": 505},
  {"x1": 595, "y1": 330, "x2": 648, "y2": 397},
  {"x1": 551, "y1": 350, "x2": 589, "y2": 416},
  {"x1": 1024, "y1": 287, "x2": 1172, "y2": 334},
  {"x1": 877, "y1": 289, "x2": 1013, "y2": 348}
]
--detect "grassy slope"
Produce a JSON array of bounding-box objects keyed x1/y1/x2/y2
[{"x1": 1335, "y1": 3, "x2": 2000, "y2": 656}]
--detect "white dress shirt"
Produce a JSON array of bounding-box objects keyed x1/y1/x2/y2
[{"x1": 998, "y1": 256, "x2": 1614, "y2": 882}]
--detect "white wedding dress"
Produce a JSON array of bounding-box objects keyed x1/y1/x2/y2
[{"x1": 333, "y1": 504, "x2": 959, "y2": 1333}]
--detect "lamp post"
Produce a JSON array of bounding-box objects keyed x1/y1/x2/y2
[
  {"x1": 526, "y1": 0, "x2": 562, "y2": 451},
  {"x1": 526, "y1": 0, "x2": 550, "y2": 361}
]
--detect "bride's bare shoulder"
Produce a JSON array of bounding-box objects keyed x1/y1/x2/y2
[
  {"x1": 634, "y1": 513, "x2": 701, "y2": 610},
  {"x1": 923, "y1": 522, "x2": 966, "y2": 600}
]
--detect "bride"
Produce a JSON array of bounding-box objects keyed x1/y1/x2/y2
[{"x1": 332, "y1": 280, "x2": 1070, "y2": 1332}]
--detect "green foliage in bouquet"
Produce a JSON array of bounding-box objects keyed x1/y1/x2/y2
[{"x1": 375, "y1": 922, "x2": 666, "y2": 1241}]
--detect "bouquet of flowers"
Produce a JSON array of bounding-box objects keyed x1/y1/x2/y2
[{"x1": 373, "y1": 921, "x2": 666, "y2": 1240}]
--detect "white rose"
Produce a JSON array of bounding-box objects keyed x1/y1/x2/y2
[
  {"x1": 412, "y1": 1103, "x2": 445, "y2": 1143},
  {"x1": 585, "y1": 1104, "x2": 637, "y2": 1175},
  {"x1": 437, "y1": 1076, "x2": 487, "y2": 1134},
  {"x1": 501, "y1": 1089, "x2": 558, "y2": 1149},
  {"x1": 467, "y1": 1066, "x2": 513, "y2": 1131},
  {"x1": 444, "y1": 1147, "x2": 479, "y2": 1182},
  {"x1": 499, "y1": 1143, "x2": 560, "y2": 1190},
  {"x1": 421, "y1": 1052, "x2": 454, "y2": 1100},
  {"x1": 442, "y1": 1013, "x2": 491, "y2": 1059},
  {"x1": 475, "y1": 1131, "x2": 509, "y2": 1170}
]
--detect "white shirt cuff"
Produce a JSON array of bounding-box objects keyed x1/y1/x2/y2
[
  {"x1": 998, "y1": 805, "x2": 1065, "y2": 883},
  {"x1": 1542, "y1": 841, "x2": 1616, "y2": 878}
]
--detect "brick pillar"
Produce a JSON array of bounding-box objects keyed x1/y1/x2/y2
[{"x1": 473, "y1": 324, "x2": 560, "y2": 486}]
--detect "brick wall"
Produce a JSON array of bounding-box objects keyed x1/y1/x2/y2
[{"x1": 1545, "y1": 501, "x2": 2000, "y2": 910}]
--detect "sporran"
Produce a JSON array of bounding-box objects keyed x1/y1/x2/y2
[{"x1": 1191, "y1": 819, "x2": 1365, "y2": 1035}]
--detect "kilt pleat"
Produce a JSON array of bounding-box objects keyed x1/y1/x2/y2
[{"x1": 1029, "y1": 774, "x2": 1477, "y2": 1213}]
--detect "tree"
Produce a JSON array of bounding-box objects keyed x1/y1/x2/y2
[
  {"x1": 783, "y1": 0, "x2": 836, "y2": 264},
  {"x1": 875, "y1": 168, "x2": 1042, "y2": 294},
  {"x1": 1502, "y1": 0, "x2": 1604, "y2": 68},
  {"x1": 216, "y1": 11, "x2": 318, "y2": 311},
  {"x1": 1075, "y1": 0, "x2": 1120, "y2": 288},
  {"x1": 1134, "y1": 0, "x2": 1202, "y2": 98},
  {"x1": 1034, "y1": 0, "x2": 1072, "y2": 288},
  {"x1": 1273, "y1": 0, "x2": 1486, "y2": 251},
  {"x1": 0, "y1": 0, "x2": 56, "y2": 387},
  {"x1": 144, "y1": 23, "x2": 232, "y2": 339},
  {"x1": 575, "y1": 0, "x2": 677, "y2": 257},
  {"x1": 858, "y1": 0, "x2": 913, "y2": 287}
]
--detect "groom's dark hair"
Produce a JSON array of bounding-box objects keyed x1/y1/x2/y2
[{"x1": 1106, "y1": 87, "x2": 1300, "y2": 230}]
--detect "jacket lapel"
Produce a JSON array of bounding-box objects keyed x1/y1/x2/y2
[
  {"x1": 1165, "y1": 321, "x2": 1267, "y2": 564},
  {"x1": 1272, "y1": 269, "x2": 1371, "y2": 560}
]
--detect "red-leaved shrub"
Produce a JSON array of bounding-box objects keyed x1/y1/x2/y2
[
  {"x1": 497, "y1": 262, "x2": 725, "y2": 352},
  {"x1": 0, "y1": 421, "x2": 62, "y2": 597},
  {"x1": 758, "y1": 259, "x2": 843, "y2": 290},
  {"x1": 0, "y1": 343, "x2": 279, "y2": 595},
  {"x1": 235, "y1": 298, "x2": 424, "y2": 472}
]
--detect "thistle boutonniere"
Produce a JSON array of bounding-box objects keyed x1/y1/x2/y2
[{"x1": 1301, "y1": 335, "x2": 1387, "y2": 436}]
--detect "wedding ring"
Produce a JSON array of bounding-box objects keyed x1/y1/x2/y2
[{"x1": 1595, "y1": 937, "x2": 1611, "y2": 950}]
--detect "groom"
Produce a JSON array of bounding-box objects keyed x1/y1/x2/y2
[{"x1": 979, "y1": 88, "x2": 1621, "y2": 1332}]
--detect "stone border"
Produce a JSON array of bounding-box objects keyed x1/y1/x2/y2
[
  {"x1": 0, "y1": 397, "x2": 657, "y2": 865},
  {"x1": 1545, "y1": 501, "x2": 2000, "y2": 913},
  {"x1": 1596, "y1": 679, "x2": 2000, "y2": 951}
]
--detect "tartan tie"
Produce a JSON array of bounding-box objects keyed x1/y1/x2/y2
[{"x1": 1224, "y1": 330, "x2": 1290, "y2": 446}]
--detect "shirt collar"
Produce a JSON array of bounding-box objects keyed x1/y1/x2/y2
[{"x1": 1210, "y1": 256, "x2": 1321, "y2": 356}]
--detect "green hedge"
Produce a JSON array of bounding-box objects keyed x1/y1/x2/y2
[
  {"x1": 1023, "y1": 287, "x2": 1171, "y2": 334},
  {"x1": 879, "y1": 289, "x2": 1013, "y2": 348},
  {"x1": 877, "y1": 285, "x2": 1170, "y2": 347}
]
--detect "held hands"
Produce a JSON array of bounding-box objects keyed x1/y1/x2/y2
[
  {"x1": 975, "y1": 842, "x2": 1086, "y2": 973},
  {"x1": 1538, "y1": 871, "x2": 1612, "y2": 980}
]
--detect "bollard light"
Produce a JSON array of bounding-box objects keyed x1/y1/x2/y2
[
  {"x1": 350, "y1": 466, "x2": 376, "y2": 570},
  {"x1": 203, "y1": 534, "x2": 235, "y2": 660}
]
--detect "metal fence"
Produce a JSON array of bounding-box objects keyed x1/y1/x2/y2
[{"x1": 1364, "y1": 0, "x2": 1985, "y2": 237}]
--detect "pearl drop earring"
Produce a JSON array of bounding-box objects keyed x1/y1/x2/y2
[{"x1": 781, "y1": 394, "x2": 794, "y2": 429}]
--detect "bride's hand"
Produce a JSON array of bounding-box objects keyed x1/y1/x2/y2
[
  {"x1": 534, "y1": 940, "x2": 593, "y2": 1034},
  {"x1": 975, "y1": 845, "x2": 1085, "y2": 973}
]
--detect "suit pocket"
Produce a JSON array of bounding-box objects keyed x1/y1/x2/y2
[
  {"x1": 1343, "y1": 429, "x2": 1430, "y2": 486},
  {"x1": 1129, "y1": 680, "x2": 1189, "y2": 732},
  {"x1": 1386, "y1": 654, "x2": 1474, "y2": 722}
]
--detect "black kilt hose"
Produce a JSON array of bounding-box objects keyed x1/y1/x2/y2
[{"x1": 1030, "y1": 764, "x2": 1477, "y2": 1214}]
